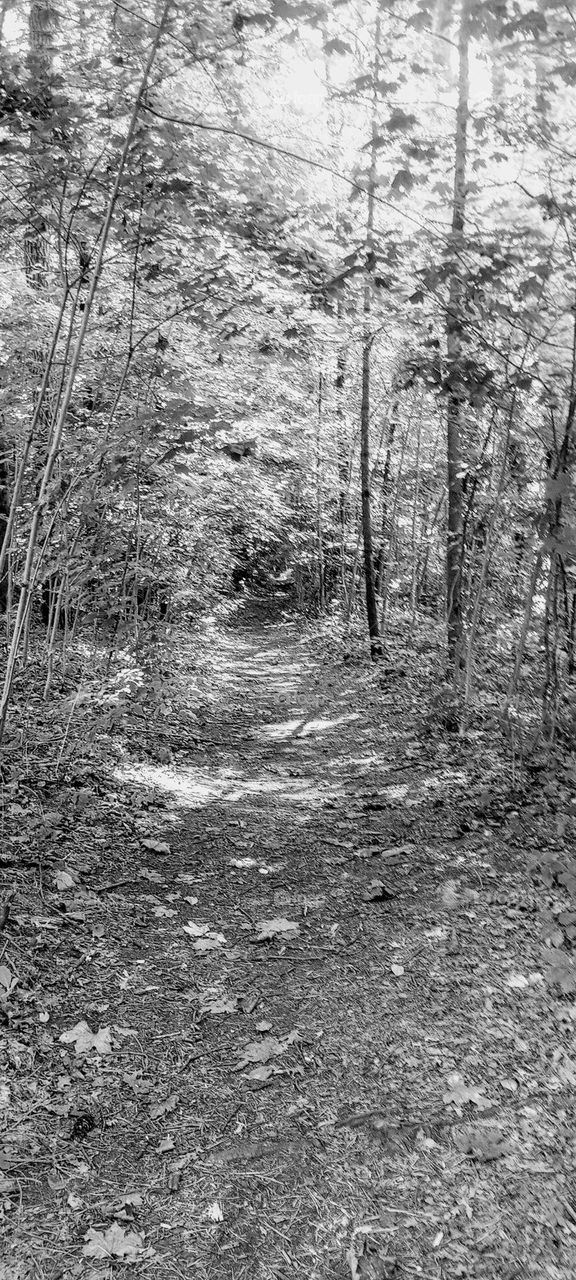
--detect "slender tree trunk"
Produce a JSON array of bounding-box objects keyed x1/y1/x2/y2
[
  {"x1": 507, "y1": 548, "x2": 543, "y2": 700},
  {"x1": 374, "y1": 405, "x2": 398, "y2": 595},
  {"x1": 360, "y1": 10, "x2": 383, "y2": 660},
  {"x1": 380, "y1": 418, "x2": 409, "y2": 627},
  {"x1": 410, "y1": 395, "x2": 423, "y2": 621},
  {"x1": 0, "y1": 4, "x2": 171, "y2": 740},
  {"x1": 360, "y1": 336, "x2": 381, "y2": 656},
  {"x1": 445, "y1": 0, "x2": 470, "y2": 678},
  {"x1": 316, "y1": 369, "x2": 326, "y2": 609},
  {"x1": 25, "y1": 1, "x2": 55, "y2": 287},
  {"x1": 0, "y1": 437, "x2": 9, "y2": 612},
  {"x1": 335, "y1": 337, "x2": 352, "y2": 603},
  {"x1": 540, "y1": 307, "x2": 576, "y2": 727},
  {"x1": 335, "y1": 303, "x2": 349, "y2": 522}
]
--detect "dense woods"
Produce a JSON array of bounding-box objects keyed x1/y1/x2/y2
[
  {"x1": 5, "y1": 5, "x2": 576, "y2": 1277},
  {"x1": 2, "y1": 0, "x2": 576, "y2": 749}
]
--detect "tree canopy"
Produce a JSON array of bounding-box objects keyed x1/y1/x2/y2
[{"x1": 1, "y1": 0, "x2": 576, "y2": 739}]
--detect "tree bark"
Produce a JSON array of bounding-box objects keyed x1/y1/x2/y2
[
  {"x1": 445, "y1": 0, "x2": 470, "y2": 677},
  {"x1": 374, "y1": 406, "x2": 398, "y2": 595},
  {"x1": 0, "y1": 2, "x2": 172, "y2": 739},
  {"x1": 360, "y1": 9, "x2": 383, "y2": 660},
  {"x1": 316, "y1": 369, "x2": 326, "y2": 609},
  {"x1": 25, "y1": 1, "x2": 55, "y2": 286}
]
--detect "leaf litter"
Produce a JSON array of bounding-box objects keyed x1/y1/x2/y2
[{"x1": 2, "y1": 608, "x2": 576, "y2": 1278}]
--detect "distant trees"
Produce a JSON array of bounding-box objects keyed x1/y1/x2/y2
[{"x1": 0, "y1": 0, "x2": 576, "y2": 740}]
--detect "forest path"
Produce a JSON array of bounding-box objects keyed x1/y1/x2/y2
[{"x1": 6, "y1": 604, "x2": 574, "y2": 1280}]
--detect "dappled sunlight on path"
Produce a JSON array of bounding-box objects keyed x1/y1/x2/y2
[
  {"x1": 115, "y1": 616, "x2": 358, "y2": 808},
  {"x1": 116, "y1": 757, "x2": 340, "y2": 809},
  {"x1": 115, "y1": 613, "x2": 468, "y2": 815},
  {"x1": 13, "y1": 604, "x2": 569, "y2": 1280}
]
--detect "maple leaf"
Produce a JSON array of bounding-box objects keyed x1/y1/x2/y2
[
  {"x1": 443, "y1": 1073, "x2": 491, "y2": 1111},
  {"x1": 83, "y1": 1223, "x2": 145, "y2": 1258},
  {"x1": 253, "y1": 917, "x2": 300, "y2": 941},
  {"x1": 193, "y1": 935, "x2": 225, "y2": 952},
  {"x1": 183, "y1": 921, "x2": 210, "y2": 937},
  {"x1": 59, "y1": 1021, "x2": 112, "y2": 1056},
  {"x1": 235, "y1": 1030, "x2": 299, "y2": 1070}
]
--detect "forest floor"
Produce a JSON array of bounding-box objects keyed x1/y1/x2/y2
[{"x1": 3, "y1": 598, "x2": 576, "y2": 1280}]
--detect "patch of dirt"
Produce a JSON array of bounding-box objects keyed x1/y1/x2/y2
[{"x1": 2, "y1": 602, "x2": 576, "y2": 1279}]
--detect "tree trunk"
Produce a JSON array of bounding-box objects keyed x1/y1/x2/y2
[
  {"x1": 316, "y1": 369, "x2": 326, "y2": 609},
  {"x1": 374, "y1": 406, "x2": 398, "y2": 595},
  {"x1": 25, "y1": 1, "x2": 56, "y2": 286},
  {"x1": 335, "y1": 324, "x2": 350, "y2": 535},
  {"x1": 410, "y1": 395, "x2": 423, "y2": 621},
  {"x1": 360, "y1": 335, "x2": 381, "y2": 657},
  {"x1": 0, "y1": 441, "x2": 8, "y2": 613},
  {"x1": 0, "y1": 4, "x2": 171, "y2": 740},
  {"x1": 445, "y1": 0, "x2": 470, "y2": 678},
  {"x1": 360, "y1": 9, "x2": 383, "y2": 660}
]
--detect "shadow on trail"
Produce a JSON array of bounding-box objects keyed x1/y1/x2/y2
[
  {"x1": 8, "y1": 601, "x2": 566, "y2": 1280},
  {"x1": 54, "y1": 603, "x2": 541, "y2": 1280}
]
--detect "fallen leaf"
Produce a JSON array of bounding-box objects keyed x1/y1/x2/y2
[
  {"x1": 235, "y1": 1030, "x2": 299, "y2": 1071},
  {"x1": 0, "y1": 966, "x2": 16, "y2": 993},
  {"x1": 60, "y1": 1021, "x2": 112, "y2": 1056},
  {"x1": 443, "y1": 1073, "x2": 491, "y2": 1110},
  {"x1": 183, "y1": 922, "x2": 210, "y2": 937},
  {"x1": 194, "y1": 935, "x2": 225, "y2": 952},
  {"x1": 83, "y1": 1223, "x2": 145, "y2": 1259},
  {"x1": 253, "y1": 917, "x2": 300, "y2": 941},
  {"x1": 114, "y1": 1192, "x2": 143, "y2": 1210},
  {"x1": 198, "y1": 990, "x2": 239, "y2": 1014},
  {"x1": 149, "y1": 1093, "x2": 179, "y2": 1119},
  {"x1": 141, "y1": 839, "x2": 171, "y2": 855},
  {"x1": 54, "y1": 871, "x2": 76, "y2": 891},
  {"x1": 205, "y1": 1201, "x2": 223, "y2": 1221},
  {"x1": 246, "y1": 1063, "x2": 280, "y2": 1080}
]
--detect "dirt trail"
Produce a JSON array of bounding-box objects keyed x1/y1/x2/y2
[{"x1": 5, "y1": 607, "x2": 576, "y2": 1280}]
